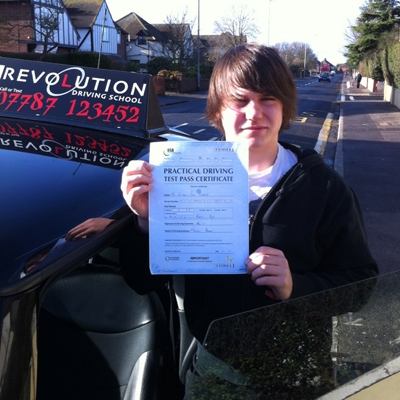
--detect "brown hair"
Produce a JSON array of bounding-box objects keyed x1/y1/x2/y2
[{"x1": 206, "y1": 43, "x2": 297, "y2": 135}]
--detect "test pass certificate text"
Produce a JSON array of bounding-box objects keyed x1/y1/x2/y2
[{"x1": 149, "y1": 141, "x2": 249, "y2": 274}]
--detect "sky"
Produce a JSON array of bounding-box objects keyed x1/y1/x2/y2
[{"x1": 108, "y1": 0, "x2": 367, "y2": 65}]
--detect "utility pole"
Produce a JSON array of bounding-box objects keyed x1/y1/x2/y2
[
  {"x1": 197, "y1": 0, "x2": 201, "y2": 91},
  {"x1": 97, "y1": 8, "x2": 107, "y2": 69},
  {"x1": 267, "y1": 0, "x2": 272, "y2": 46}
]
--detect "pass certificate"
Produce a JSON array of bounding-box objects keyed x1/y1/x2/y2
[{"x1": 149, "y1": 141, "x2": 249, "y2": 274}]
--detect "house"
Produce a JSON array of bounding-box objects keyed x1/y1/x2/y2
[
  {"x1": 197, "y1": 33, "x2": 246, "y2": 64},
  {"x1": 116, "y1": 12, "x2": 166, "y2": 65},
  {"x1": 0, "y1": 0, "x2": 125, "y2": 59},
  {"x1": 117, "y1": 12, "x2": 194, "y2": 66},
  {"x1": 0, "y1": 2, "x2": 222, "y2": 69},
  {"x1": 0, "y1": 0, "x2": 79, "y2": 53},
  {"x1": 153, "y1": 22, "x2": 193, "y2": 64},
  {"x1": 63, "y1": 0, "x2": 125, "y2": 60}
]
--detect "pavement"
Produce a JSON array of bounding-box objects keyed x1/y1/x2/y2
[
  {"x1": 338, "y1": 77, "x2": 400, "y2": 275},
  {"x1": 158, "y1": 81, "x2": 400, "y2": 275},
  {"x1": 319, "y1": 78, "x2": 400, "y2": 400}
]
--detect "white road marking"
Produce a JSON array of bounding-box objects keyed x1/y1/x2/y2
[{"x1": 172, "y1": 123, "x2": 189, "y2": 129}]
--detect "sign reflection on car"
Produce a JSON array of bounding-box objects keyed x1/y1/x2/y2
[{"x1": 0, "y1": 117, "x2": 150, "y2": 169}]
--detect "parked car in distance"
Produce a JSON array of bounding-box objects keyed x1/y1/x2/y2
[{"x1": 318, "y1": 72, "x2": 331, "y2": 82}]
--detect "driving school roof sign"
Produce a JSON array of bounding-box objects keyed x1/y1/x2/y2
[{"x1": 0, "y1": 58, "x2": 168, "y2": 138}]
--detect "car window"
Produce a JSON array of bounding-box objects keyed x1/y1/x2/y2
[{"x1": 185, "y1": 272, "x2": 397, "y2": 399}]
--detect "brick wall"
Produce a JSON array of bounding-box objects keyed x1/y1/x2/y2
[
  {"x1": 176, "y1": 74, "x2": 210, "y2": 93},
  {"x1": 0, "y1": 2, "x2": 33, "y2": 53},
  {"x1": 153, "y1": 75, "x2": 165, "y2": 95},
  {"x1": 153, "y1": 74, "x2": 209, "y2": 94}
]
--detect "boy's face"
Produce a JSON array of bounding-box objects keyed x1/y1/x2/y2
[{"x1": 220, "y1": 88, "x2": 283, "y2": 152}]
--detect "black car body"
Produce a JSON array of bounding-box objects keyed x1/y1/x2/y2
[
  {"x1": 0, "y1": 58, "x2": 398, "y2": 400},
  {"x1": 0, "y1": 57, "x2": 195, "y2": 400}
]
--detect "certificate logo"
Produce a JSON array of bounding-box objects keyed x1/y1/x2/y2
[
  {"x1": 165, "y1": 256, "x2": 179, "y2": 261},
  {"x1": 163, "y1": 147, "x2": 175, "y2": 156}
]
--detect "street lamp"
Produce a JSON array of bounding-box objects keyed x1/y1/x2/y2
[
  {"x1": 303, "y1": 33, "x2": 318, "y2": 77},
  {"x1": 267, "y1": 0, "x2": 274, "y2": 46},
  {"x1": 197, "y1": 0, "x2": 200, "y2": 91}
]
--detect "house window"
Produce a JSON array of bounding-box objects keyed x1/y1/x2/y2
[
  {"x1": 102, "y1": 27, "x2": 109, "y2": 42},
  {"x1": 137, "y1": 36, "x2": 147, "y2": 45}
]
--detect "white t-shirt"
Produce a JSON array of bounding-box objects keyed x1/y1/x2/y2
[{"x1": 249, "y1": 144, "x2": 297, "y2": 214}]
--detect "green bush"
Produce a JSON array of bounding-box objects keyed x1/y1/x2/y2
[
  {"x1": 289, "y1": 64, "x2": 301, "y2": 78},
  {"x1": 159, "y1": 70, "x2": 181, "y2": 92},
  {"x1": 388, "y1": 42, "x2": 400, "y2": 89},
  {"x1": 185, "y1": 64, "x2": 213, "y2": 79},
  {"x1": 0, "y1": 51, "x2": 42, "y2": 61},
  {"x1": 0, "y1": 51, "x2": 114, "y2": 69},
  {"x1": 125, "y1": 61, "x2": 140, "y2": 73},
  {"x1": 147, "y1": 57, "x2": 172, "y2": 76},
  {"x1": 371, "y1": 65, "x2": 384, "y2": 81}
]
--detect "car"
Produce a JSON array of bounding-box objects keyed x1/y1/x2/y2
[
  {"x1": 0, "y1": 56, "x2": 196, "y2": 400},
  {"x1": 0, "y1": 57, "x2": 397, "y2": 400},
  {"x1": 318, "y1": 72, "x2": 331, "y2": 82}
]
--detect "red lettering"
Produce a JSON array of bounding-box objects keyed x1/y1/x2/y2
[
  {"x1": 126, "y1": 107, "x2": 140, "y2": 123},
  {"x1": 66, "y1": 100, "x2": 76, "y2": 116},
  {"x1": 43, "y1": 98, "x2": 58, "y2": 115},
  {"x1": 17, "y1": 94, "x2": 32, "y2": 112},
  {"x1": 30, "y1": 128, "x2": 41, "y2": 139},
  {"x1": 6, "y1": 93, "x2": 20, "y2": 110},
  {"x1": 0, "y1": 91, "x2": 6, "y2": 105},
  {"x1": 120, "y1": 147, "x2": 131, "y2": 158},
  {"x1": 61, "y1": 74, "x2": 72, "y2": 88},
  {"x1": 16, "y1": 124, "x2": 29, "y2": 137},
  {"x1": 53, "y1": 146, "x2": 65, "y2": 155},
  {"x1": 4, "y1": 123, "x2": 18, "y2": 135},
  {"x1": 42, "y1": 127, "x2": 55, "y2": 140}
]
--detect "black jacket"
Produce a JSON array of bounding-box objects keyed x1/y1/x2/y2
[
  {"x1": 184, "y1": 142, "x2": 378, "y2": 340},
  {"x1": 122, "y1": 142, "x2": 379, "y2": 342}
]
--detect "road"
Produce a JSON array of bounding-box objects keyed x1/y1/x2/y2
[{"x1": 161, "y1": 75, "x2": 342, "y2": 165}]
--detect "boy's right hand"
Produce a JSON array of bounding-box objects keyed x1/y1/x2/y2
[{"x1": 121, "y1": 160, "x2": 153, "y2": 221}]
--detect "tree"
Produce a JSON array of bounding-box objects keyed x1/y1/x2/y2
[
  {"x1": 345, "y1": 0, "x2": 400, "y2": 81},
  {"x1": 33, "y1": 0, "x2": 62, "y2": 54},
  {"x1": 154, "y1": 10, "x2": 195, "y2": 68},
  {"x1": 274, "y1": 42, "x2": 319, "y2": 76},
  {"x1": 147, "y1": 56, "x2": 173, "y2": 76},
  {"x1": 213, "y1": 4, "x2": 259, "y2": 49}
]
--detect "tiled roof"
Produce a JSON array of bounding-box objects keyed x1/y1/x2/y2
[
  {"x1": 153, "y1": 23, "x2": 191, "y2": 41},
  {"x1": 198, "y1": 35, "x2": 223, "y2": 47},
  {"x1": 63, "y1": 0, "x2": 103, "y2": 29},
  {"x1": 116, "y1": 12, "x2": 165, "y2": 41}
]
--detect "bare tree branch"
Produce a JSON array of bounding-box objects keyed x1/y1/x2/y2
[
  {"x1": 153, "y1": 10, "x2": 195, "y2": 66},
  {"x1": 213, "y1": 4, "x2": 259, "y2": 49}
]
